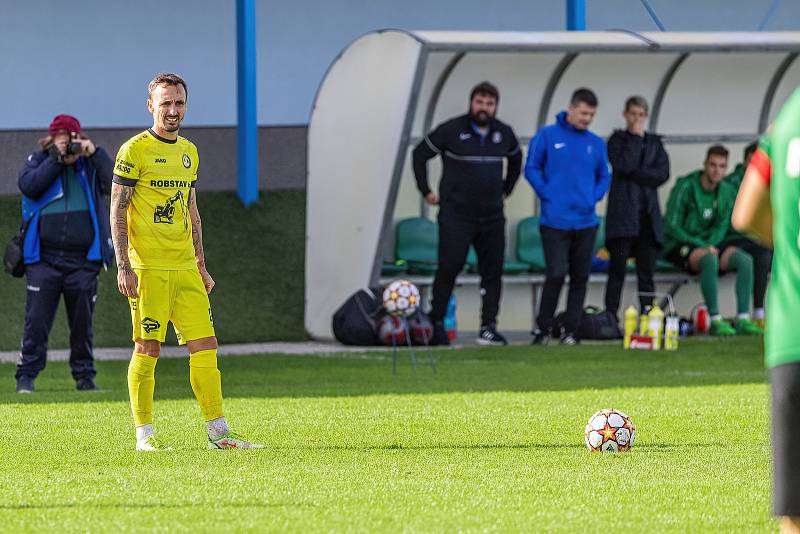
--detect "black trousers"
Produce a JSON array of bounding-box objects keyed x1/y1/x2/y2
[
  {"x1": 720, "y1": 237, "x2": 773, "y2": 310},
  {"x1": 16, "y1": 257, "x2": 100, "y2": 381},
  {"x1": 604, "y1": 230, "x2": 658, "y2": 317},
  {"x1": 430, "y1": 211, "x2": 505, "y2": 327},
  {"x1": 537, "y1": 224, "x2": 597, "y2": 335},
  {"x1": 771, "y1": 362, "x2": 800, "y2": 516}
]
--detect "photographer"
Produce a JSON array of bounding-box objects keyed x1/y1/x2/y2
[{"x1": 15, "y1": 114, "x2": 113, "y2": 393}]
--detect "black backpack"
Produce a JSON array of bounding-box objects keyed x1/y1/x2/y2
[{"x1": 332, "y1": 286, "x2": 385, "y2": 345}]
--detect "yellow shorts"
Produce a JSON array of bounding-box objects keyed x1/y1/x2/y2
[{"x1": 128, "y1": 269, "x2": 215, "y2": 344}]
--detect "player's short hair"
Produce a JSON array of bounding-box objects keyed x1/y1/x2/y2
[
  {"x1": 624, "y1": 95, "x2": 649, "y2": 113},
  {"x1": 470, "y1": 81, "x2": 499, "y2": 103},
  {"x1": 706, "y1": 144, "x2": 729, "y2": 161},
  {"x1": 571, "y1": 87, "x2": 598, "y2": 108},
  {"x1": 744, "y1": 141, "x2": 758, "y2": 160},
  {"x1": 148, "y1": 73, "x2": 188, "y2": 100}
]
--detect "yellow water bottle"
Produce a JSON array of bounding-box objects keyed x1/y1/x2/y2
[
  {"x1": 665, "y1": 315, "x2": 680, "y2": 351},
  {"x1": 623, "y1": 305, "x2": 638, "y2": 349},
  {"x1": 639, "y1": 305, "x2": 651, "y2": 335},
  {"x1": 648, "y1": 300, "x2": 665, "y2": 350}
]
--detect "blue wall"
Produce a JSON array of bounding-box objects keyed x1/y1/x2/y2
[{"x1": 2, "y1": 0, "x2": 798, "y2": 128}]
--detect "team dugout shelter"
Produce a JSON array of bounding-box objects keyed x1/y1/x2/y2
[{"x1": 306, "y1": 30, "x2": 800, "y2": 340}]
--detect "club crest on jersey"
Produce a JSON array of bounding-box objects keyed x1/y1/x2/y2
[
  {"x1": 492, "y1": 131, "x2": 502, "y2": 143},
  {"x1": 182, "y1": 154, "x2": 191, "y2": 168},
  {"x1": 703, "y1": 208, "x2": 713, "y2": 220}
]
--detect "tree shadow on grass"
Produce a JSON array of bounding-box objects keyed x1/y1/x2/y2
[{"x1": 0, "y1": 338, "x2": 767, "y2": 406}]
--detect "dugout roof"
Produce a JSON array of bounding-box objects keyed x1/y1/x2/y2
[{"x1": 306, "y1": 30, "x2": 800, "y2": 339}]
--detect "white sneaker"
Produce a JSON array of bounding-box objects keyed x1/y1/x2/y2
[
  {"x1": 136, "y1": 434, "x2": 174, "y2": 452},
  {"x1": 208, "y1": 432, "x2": 264, "y2": 450}
]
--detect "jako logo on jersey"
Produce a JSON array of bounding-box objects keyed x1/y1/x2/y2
[
  {"x1": 150, "y1": 180, "x2": 189, "y2": 188},
  {"x1": 459, "y1": 133, "x2": 472, "y2": 141},
  {"x1": 182, "y1": 154, "x2": 191, "y2": 168},
  {"x1": 154, "y1": 158, "x2": 167, "y2": 163},
  {"x1": 554, "y1": 142, "x2": 566, "y2": 149},
  {"x1": 141, "y1": 317, "x2": 161, "y2": 333}
]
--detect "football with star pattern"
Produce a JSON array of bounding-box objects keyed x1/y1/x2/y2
[
  {"x1": 584, "y1": 409, "x2": 636, "y2": 452},
  {"x1": 382, "y1": 279, "x2": 420, "y2": 317}
]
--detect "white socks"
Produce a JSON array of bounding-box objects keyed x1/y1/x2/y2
[
  {"x1": 135, "y1": 419, "x2": 231, "y2": 442},
  {"x1": 136, "y1": 424, "x2": 154, "y2": 441},
  {"x1": 752, "y1": 308, "x2": 765, "y2": 320},
  {"x1": 207, "y1": 416, "x2": 230, "y2": 440}
]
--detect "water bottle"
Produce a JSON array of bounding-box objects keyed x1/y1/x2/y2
[
  {"x1": 648, "y1": 300, "x2": 665, "y2": 350},
  {"x1": 693, "y1": 304, "x2": 709, "y2": 335},
  {"x1": 639, "y1": 305, "x2": 651, "y2": 335},
  {"x1": 623, "y1": 305, "x2": 638, "y2": 349},
  {"x1": 665, "y1": 315, "x2": 680, "y2": 351},
  {"x1": 444, "y1": 294, "x2": 457, "y2": 341}
]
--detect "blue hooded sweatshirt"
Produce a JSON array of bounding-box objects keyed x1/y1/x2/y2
[{"x1": 524, "y1": 111, "x2": 611, "y2": 230}]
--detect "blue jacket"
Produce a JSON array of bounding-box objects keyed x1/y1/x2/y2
[
  {"x1": 524, "y1": 111, "x2": 611, "y2": 230},
  {"x1": 19, "y1": 148, "x2": 114, "y2": 267}
]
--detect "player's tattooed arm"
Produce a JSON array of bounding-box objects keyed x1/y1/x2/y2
[
  {"x1": 188, "y1": 188, "x2": 215, "y2": 293},
  {"x1": 110, "y1": 182, "x2": 138, "y2": 297}
]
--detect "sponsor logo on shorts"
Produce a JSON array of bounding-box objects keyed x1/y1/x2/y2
[{"x1": 141, "y1": 317, "x2": 161, "y2": 333}]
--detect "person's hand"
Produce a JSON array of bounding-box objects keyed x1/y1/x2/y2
[
  {"x1": 425, "y1": 192, "x2": 439, "y2": 205},
  {"x1": 53, "y1": 137, "x2": 68, "y2": 155},
  {"x1": 117, "y1": 266, "x2": 139, "y2": 298},
  {"x1": 199, "y1": 267, "x2": 215, "y2": 294},
  {"x1": 630, "y1": 121, "x2": 646, "y2": 137},
  {"x1": 78, "y1": 136, "x2": 96, "y2": 156}
]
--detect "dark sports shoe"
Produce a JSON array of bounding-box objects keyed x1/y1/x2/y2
[
  {"x1": 430, "y1": 322, "x2": 450, "y2": 346},
  {"x1": 76, "y1": 377, "x2": 97, "y2": 391},
  {"x1": 477, "y1": 325, "x2": 508, "y2": 346},
  {"x1": 560, "y1": 333, "x2": 579, "y2": 346},
  {"x1": 531, "y1": 328, "x2": 550, "y2": 345},
  {"x1": 16, "y1": 376, "x2": 34, "y2": 394}
]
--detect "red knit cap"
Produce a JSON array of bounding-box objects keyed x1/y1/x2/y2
[{"x1": 48, "y1": 114, "x2": 81, "y2": 135}]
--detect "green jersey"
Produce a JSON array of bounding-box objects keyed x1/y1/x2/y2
[
  {"x1": 761, "y1": 88, "x2": 800, "y2": 368},
  {"x1": 663, "y1": 170, "x2": 737, "y2": 252}
]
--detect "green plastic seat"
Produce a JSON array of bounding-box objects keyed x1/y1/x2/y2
[
  {"x1": 516, "y1": 216, "x2": 546, "y2": 272},
  {"x1": 395, "y1": 217, "x2": 438, "y2": 275},
  {"x1": 381, "y1": 260, "x2": 408, "y2": 276}
]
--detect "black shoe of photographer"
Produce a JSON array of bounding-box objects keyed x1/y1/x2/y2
[
  {"x1": 430, "y1": 322, "x2": 450, "y2": 346},
  {"x1": 477, "y1": 324, "x2": 508, "y2": 346},
  {"x1": 532, "y1": 328, "x2": 553, "y2": 345},
  {"x1": 76, "y1": 377, "x2": 97, "y2": 391}
]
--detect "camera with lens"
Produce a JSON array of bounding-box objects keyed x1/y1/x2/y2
[{"x1": 48, "y1": 132, "x2": 83, "y2": 163}]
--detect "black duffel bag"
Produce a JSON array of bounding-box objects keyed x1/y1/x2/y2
[
  {"x1": 577, "y1": 306, "x2": 622, "y2": 340},
  {"x1": 332, "y1": 286, "x2": 385, "y2": 345}
]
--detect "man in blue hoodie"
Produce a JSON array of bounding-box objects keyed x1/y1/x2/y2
[
  {"x1": 525, "y1": 88, "x2": 611, "y2": 345},
  {"x1": 15, "y1": 115, "x2": 114, "y2": 393}
]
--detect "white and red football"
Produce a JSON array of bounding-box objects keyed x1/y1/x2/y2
[
  {"x1": 382, "y1": 279, "x2": 420, "y2": 317},
  {"x1": 584, "y1": 408, "x2": 636, "y2": 452}
]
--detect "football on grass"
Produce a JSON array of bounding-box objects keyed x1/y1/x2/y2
[
  {"x1": 584, "y1": 409, "x2": 635, "y2": 452},
  {"x1": 382, "y1": 279, "x2": 420, "y2": 317}
]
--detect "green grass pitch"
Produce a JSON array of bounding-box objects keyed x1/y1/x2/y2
[{"x1": 0, "y1": 337, "x2": 773, "y2": 532}]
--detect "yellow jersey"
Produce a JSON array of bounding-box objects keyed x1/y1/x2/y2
[{"x1": 113, "y1": 129, "x2": 199, "y2": 270}]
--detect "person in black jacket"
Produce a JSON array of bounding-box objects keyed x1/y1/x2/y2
[
  {"x1": 412, "y1": 81, "x2": 522, "y2": 346},
  {"x1": 603, "y1": 96, "x2": 670, "y2": 319},
  {"x1": 15, "y1": 114, "x2": 114, "y2": 393}
]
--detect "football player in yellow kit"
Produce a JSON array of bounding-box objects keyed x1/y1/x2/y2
[{"x1": 110, "y1": 73, "x2": 262, "y2": 451}]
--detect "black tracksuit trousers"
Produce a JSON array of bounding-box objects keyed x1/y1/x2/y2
[{"x1": 429, "y1": 211, "x2": 505, "y2": 327}]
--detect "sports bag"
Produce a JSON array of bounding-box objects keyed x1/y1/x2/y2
[
  {"x1": 577, "y1": 306, "x2": 622, "y2": 340},
  {"x1": 332, "y1": 286, "x2": 385, "y2": 345}
]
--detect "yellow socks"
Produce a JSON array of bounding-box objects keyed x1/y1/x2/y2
[
  {"x1": 128, "y1": 353, "x2": 158, "y2": 426},
  {"x1": 189, "y1": 349, "x2": 224, "y2": 421}
]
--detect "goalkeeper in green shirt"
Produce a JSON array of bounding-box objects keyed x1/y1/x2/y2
[{"x1": 663, "y1": 144, "x2": 763, "y2": 336}]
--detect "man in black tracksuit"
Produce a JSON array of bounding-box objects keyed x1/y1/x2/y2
[{"x1": 412, "y1": 81, "x2": 522, "y2": 346}]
